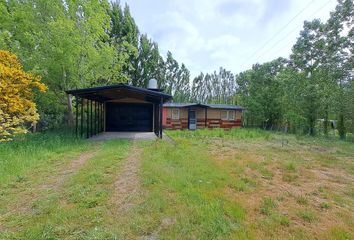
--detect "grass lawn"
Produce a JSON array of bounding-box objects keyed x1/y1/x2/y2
[{"x1": 0, "y1": 129, "x2": 353, "y2": 239}]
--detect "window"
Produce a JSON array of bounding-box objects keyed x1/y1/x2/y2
[
  {"x1": 172, "y1": 108, "x2": 180, "y2": 120},
  {"x1": 221, "y1": 110, "x2": 235, "y2": 120},
  {"x1": 221, "y1": 110, "x2": 228, "y2": 120},
  {"x1": 228, "y1": 110, "x2": 235, "y2": 120}
]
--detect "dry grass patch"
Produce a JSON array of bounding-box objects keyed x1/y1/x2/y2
[{"x1": 204, "y1": 134, "x2": 354, "y2": 239}]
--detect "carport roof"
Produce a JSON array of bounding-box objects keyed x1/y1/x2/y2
[
  {"x1": 66, "y1": 83, "x2": 172, "y2": 102},
  {"x1": 163, "y1": 102, "x2": 244, "y2": 110}
]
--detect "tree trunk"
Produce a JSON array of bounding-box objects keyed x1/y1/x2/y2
[
  {"x1": 324, "y1": 106, "x2": 328, "y2": 136},
  {"x1": 32, "y1": 122, "x2": 37, "y2": 133},
  {"x1": 67, "y1": 94, "x2": 74, "y2": 127},
  {"x1": 338, "y1": 113, "x2": 346, "y2": 140}
]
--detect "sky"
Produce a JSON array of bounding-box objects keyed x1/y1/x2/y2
[{"x1": 122, "y1": 0, "x2": 338, "y2": 78}]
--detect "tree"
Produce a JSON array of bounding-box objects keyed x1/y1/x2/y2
[
  {"x1": 191, "y1": 72, "x2": 207, "y2": 103},
  {"x1": 0, "y1": 0, "x2": 190, "y2": 129},
  {"x1": 173, "y1": 63, "x2": 191, "y2": 102},
  {"x1": 1, "y1": 0, "x2": 127, "y2": 127},
  {"x1": 163, "y1": 51, "x2": 180, "y2": 95},
  {"x1": 121, "y1": 3, "x2": 140, "y2": 83},
  {"x1": 109, "y1": 1, "x2": 137, "y2": 84},
  {"x1": 325, "y1": 0, "x2": 354, "y2": 139},
  {"x1": 236, "y1": 58, "x2": 287, "y2": 129},
  {"x1": 0, "y1": 50, "x2": 47, "y2": 142},
  {"x1": 133, "y1": 34, "x2": 162, "y2": 87},
  {"x1": 291, "y1": 19, "x2": 327, "y2": 135}
]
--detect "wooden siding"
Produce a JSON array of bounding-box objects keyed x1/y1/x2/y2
[{"x1": 163, "y1": 107, "x2": 242, "y2": 130}]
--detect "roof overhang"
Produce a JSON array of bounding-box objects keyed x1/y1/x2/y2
[
  {"x1": 66, "y1": 84, "x2": 172, "y2": 103},
  {"x1": 163, "y1": 102, "x2": 244, "y2": 110}
]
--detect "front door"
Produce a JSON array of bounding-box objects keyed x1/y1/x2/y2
[{"x1": 189, "y1": 110, "x2": 196, "y2": 130}]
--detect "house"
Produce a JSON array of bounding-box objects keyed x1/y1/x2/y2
[
  {"x1": 163, "y1": 103, "x2": 244, "y2": 130},
  {"x1": 66, "y1": 80, "x2": 172, "y2": 139}
]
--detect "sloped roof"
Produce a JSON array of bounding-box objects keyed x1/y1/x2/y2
[
  {"x1": 163, "y1": 102, "x2": 244, "y2": 110},
  {"x1": 66, "y1": 83, "x2": 172, "y2": 102}
]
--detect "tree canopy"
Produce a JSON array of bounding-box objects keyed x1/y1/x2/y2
[
  {"x1": 0, "y1": 50, "x2": 46, "y2": 141},
  {"x1": 0, "y1": 0, "x2": 353, "y2": 139}
]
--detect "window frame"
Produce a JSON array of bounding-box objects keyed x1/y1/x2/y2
[
  {"x1": 228, "y1": 110, "x2": 235, "y2": 120},
  {"x1": 221, "y1": 110, "x2": 228, "y2": 120},
  {"x1": 221, "y1": 110, "x2": 236, "y2": 121},
  {"x1": 171, "y1": 108, "x2": 180, "y2": 120}
]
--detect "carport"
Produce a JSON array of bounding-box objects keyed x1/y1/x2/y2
[{"x1": 66, "y1": 84, "x2": 172, "y2": 138}]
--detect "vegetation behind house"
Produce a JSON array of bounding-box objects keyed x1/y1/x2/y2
[{"x1": 0, "y1": 0, "x2": 353, "y2": 139}]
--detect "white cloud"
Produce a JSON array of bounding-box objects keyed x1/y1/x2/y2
[
  {"x1": 204, "y1": 34, "x2": 240, "y2": 51},
  {"x1": 123, "y1": 0, "x2": 339, "y2": 77}
]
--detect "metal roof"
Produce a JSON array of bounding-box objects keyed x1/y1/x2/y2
[
  {"x1": 66, "y1": 83, "x2": 172, "y2": 102},
  {"x1": 163, "y1": 102, "x2": 244, "y2": 110},
  {"x1": 163, "y1": 102, "x2": 198, "y2": 108}
]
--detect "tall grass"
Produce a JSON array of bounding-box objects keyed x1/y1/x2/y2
[
  {"x1": 124, "y1": 140, "x2": 248, "y2": 239},
  {"x1": 7, "y1": 140, "x2": 131, "y2": 239},
  {"x1": 166, "y1": 128, "x2": 272, "y2": 140},
  {"x1": 0, "y1": 130, "x2": 89, "y2": 184}
]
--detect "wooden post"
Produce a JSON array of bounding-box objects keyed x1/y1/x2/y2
[
  {"x1": 96, "y1": 101, "x2": 99, "y2": 134},
  {"x1": 205, "y1": 108, "x2": 208, "y2": 128},
  {"x1": 86, "y1": 99, "x2": 89, "y2": 138},
  {"x1": 90, "y1": 100, "x2": 93, "y2": 137},
  {"x1": 97, "y1": 102, "x2": 101, "y2": 133},
  {"x1": 159, "y1": 97, "x2": 163, "y2": 138},
  {"x1": 96, "y1": 101, "x2": 98, "y2": 134},
  {"x1": 94, "y1": 101, "x2": 97, "y2": 135},
  {"x1": 75, "y1": 96, "x2": 78, "y2": 137},
  {"x1": 100, "y1": 102, "x2": 103, "y2": 132},
  {"x1": 102, "y1": 102, "x2": 105, "y2": 132},
  {"x1": 101, "y1": 102, "x2": 103, "y2": 132},
  {"x1": 81, "y1": 98, "x2": 84, "y2": 138},
  {"x1": 97, "y1": 102, "x2": 99, "y2": 134}
]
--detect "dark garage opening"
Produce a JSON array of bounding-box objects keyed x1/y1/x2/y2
[
  {"x1": 66, "y1": 83, "x2": 172, "y2": 138},
  {"x1": 106, "y1": 103, "x2": 153, "y2": 132}
]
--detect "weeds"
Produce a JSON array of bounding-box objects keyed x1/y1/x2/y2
[
  {"x1": 260, "y1": 197, "x2": 277, "y2": 216},
  {"x1": 166, "y1": 128, "x2": 272, "y2": 140},
  {"x1": 0, "y1": 130, "x2": 89, "y2": 184},
  {"x1": 297, "y1": 210, "x2": 318, "y2": 222},
  {"x1": 320, "y1": 202, "x2": 330, "y2": 209},
  {"x1": 1, "y1": 128, "x2": 353, "y2": 239},
  {"x1": 296, "y1": 195, "x2": 308, "y2": 205}
]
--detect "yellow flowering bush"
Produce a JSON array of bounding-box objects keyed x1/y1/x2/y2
[{"x1": 0, "y1": 50, "x2": 47, "y2": 142}]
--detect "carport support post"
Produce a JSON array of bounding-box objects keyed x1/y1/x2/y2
[
  {"x1": 97, "y1": 102, "x2": 101, "y2": 133},
  {"x1": 96, "y1": 101, "x2": 99, "y2": 134},
  {"x1": 96, "y1": 102, "x2": 99, "y2": 134},
  {"x1": 101, "y1": 102, "x2": 103, "y2": 132},
  {"x1": 102, "y1": 102, "x2": 104, "y2": 132},
  {"x1": 101, "y1": 103, "x2": 103, "y2": 132},
  {"x1": 94, "y1": 101, "x2": 97, "y2": 135},
  {"x1": 90, "y1": 100, "x2": 93, "y2": 137},
  {"x1": 75, "y1": 96, "x2": 78, "y2": 138},
  {"x1": 81, "y1": 98, "x2": 84, "y2": 138},
  {"x1": 159, "y1": 97, "x2": 163, "y2": 138},
  {"x1": 86, "y1": 99, "x2": 89, "y2": 138},
  {"x1": 97, "y1": 102, "x2": 99, "y2": 134}
]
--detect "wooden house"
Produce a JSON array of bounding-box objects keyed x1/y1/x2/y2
[{"x1": 163, "y1": 103, "x2": 244, "y2": 130}]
